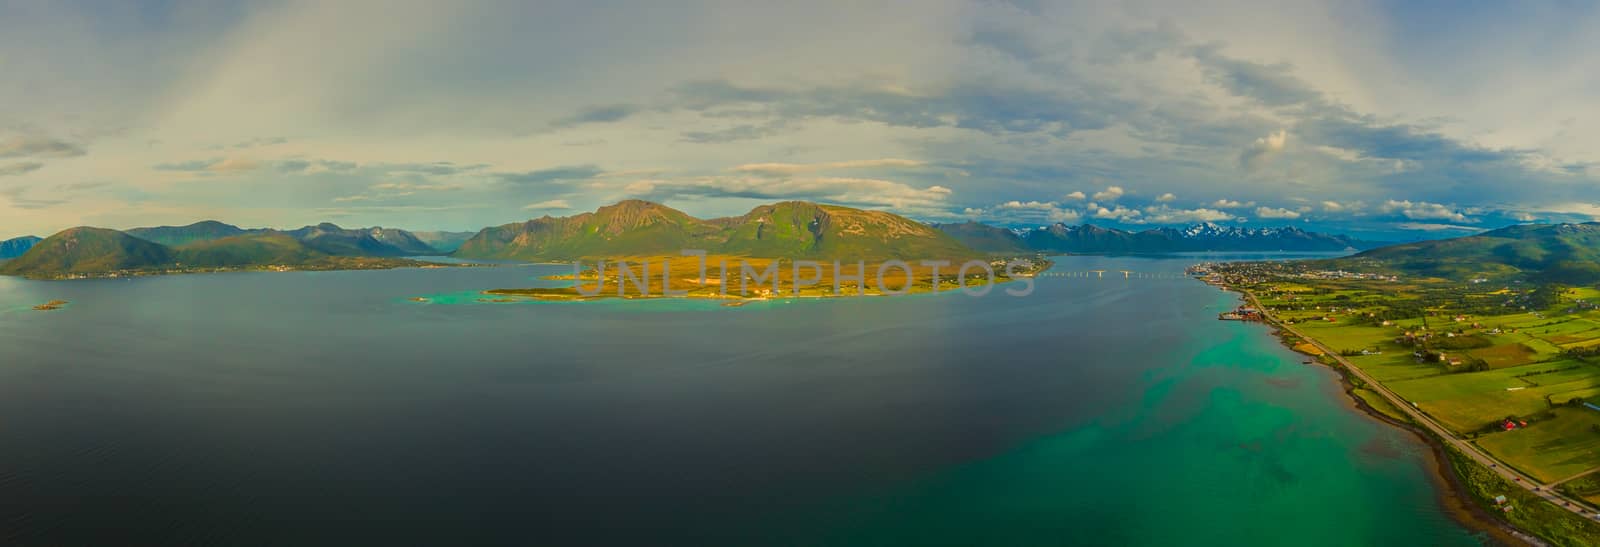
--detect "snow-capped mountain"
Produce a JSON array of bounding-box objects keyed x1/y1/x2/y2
[{"x1": 934, "y1": 221, "x2": 1379, "y2": 254}]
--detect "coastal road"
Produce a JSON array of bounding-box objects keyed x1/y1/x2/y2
[{"x1": 1240, "y1": 289, "x2": 1600, "y2": 522}]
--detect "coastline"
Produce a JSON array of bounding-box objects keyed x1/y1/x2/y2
[{"x1": 1209, "y1": 280, "x2": 1541, "y2": 546}]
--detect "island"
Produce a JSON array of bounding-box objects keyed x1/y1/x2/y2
[
  {"x1": 481, "y1": 254, "x2": 1053, "y2": 302},
  {"x1": 31, "y1": 300, "x2": 68, "y2": 311}
]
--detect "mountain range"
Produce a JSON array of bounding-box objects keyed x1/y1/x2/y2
[
  {"x1": 0, "y1": 220, "x2": 449, "y2": 278},
  {"x1": 0, "y1": 200, "x2": 1457, "y2": 279},
  {"x1": 452, "y1": 200, "x2": 974, "y2": 261},
  {"x1": 0, "y1": 235, "x2": 42, "y2": 260},
  {"x1": 932, "y1": 221, "x2": 1380, "y2": 254}
]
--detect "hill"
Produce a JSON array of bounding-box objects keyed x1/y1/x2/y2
[
  {"x1": 1336, "y1": 222, "x2": 1600, "y2": 282},
  {"x1": 0, "y1": 228, "x2": 173, "y2": 276},
  {"x1": 283, "y1": 223, "x2": 437, "y2": 256},
  {"x1": 936, "y1": 221, "x2": 1374, "y2": 254},
  {"x1": 1, "y1": 226, "x2": 441, "y2": 278},
  {"x1": 453, "y1": 200, "x2": 977, "y2": 261},
  {"x1": 127, "y1": 220, "x2": 253, "y2": 246},
  {"x1": 172, "y1": 233, "x2": 329, "y2": 267},
  {"x1": 0, "y1": 235, "x2": 42, "y2": 259},
  {"x1": 454, "y1": 200, "x2": 722, "y2": 260}
]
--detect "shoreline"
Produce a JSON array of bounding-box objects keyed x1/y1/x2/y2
[{"x1": 1211, "y1": 280, "x2": 1540, "y2": 546}]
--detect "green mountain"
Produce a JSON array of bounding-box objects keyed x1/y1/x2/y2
[
  {"x1": 455, "y1": 200, "x2": 725, "y2": 260},
  {"x1": 1, "y1": 225, "x2": 438, "y2": 278},
  {"x1": 453, "y1": 200, "x2": 977, "y2": 261},
  {"x1": 172, "y1": 233, "x2": 329, "y2": 267},
  {"x1": 721, "y1": 201, "x2": 974, "y2": 259},
  {"x1": 0, "y1": 235, "x2": 42, "y2": 259},
  {"x1": 127, "y1": 220, "x2": 439, "y2": 256},
  {"x1": 0, "y1": 227, "x2": 173, "y2": 275},
  {"x1": 127, "y1": 220, "x2": 253, "y2": 246},
  {"x1": 1337, "y1": 222, "x2": 1600, "y2": 282}
]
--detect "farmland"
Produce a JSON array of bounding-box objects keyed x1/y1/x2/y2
[{"x1": 1199, "y1": 260, "x2": 1600, "y2": 512}]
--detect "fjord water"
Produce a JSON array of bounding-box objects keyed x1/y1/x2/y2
[{"x1": 0, "y1": 255, "x2": 1483, "y2": 546}]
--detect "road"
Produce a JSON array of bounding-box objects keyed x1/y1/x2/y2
[{"x1": 1240, "y1": 289, "x2": 1600, "y2": 522}]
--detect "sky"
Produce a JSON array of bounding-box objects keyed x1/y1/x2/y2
[{"x1": 4, "y1": 0, "x2": 1600, "y2": 241}]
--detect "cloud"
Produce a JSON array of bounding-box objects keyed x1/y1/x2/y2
[
  {"x1": 0, "y1": 161, "x2": 45, "y2": 176},
  {"x1": 1155, "y1": 192, "x2": 1176, "y2": 202},
  {"x1": 374, "y1": 162, "x2": 489, "y2": 176},
  {"x1": 153, "y1": 156, "x2": 262, "y2": 174},
  {"x1": 1091, "y1": 186, "x2": 1124, "y2": 201},
  {"x1": 333, "y1": 180, "x2": 466, "y2": 204},
  {"x1": 620, "y1": 175, "x2": 953, "y2": 212},
  {"x1": 731, "y1": 159, "x2": 926, "y2": 176},
  {"x1": 1239, "y1": 129, "x2": 1288, "y2": 171},
  {"x1": 1255, "y1": 206, "x2": 1300, "y2": 219},
  {"x1": 1381, "y1": 200, "x2": 1473, "y2": 222},
  {"x1": 1189, "y1": 45, "x2": 1322, "y2": 107},
  {"x1": 1090, "y1": 204, "x2": 1140, "y2": 221},
  {"x1": 1394, "y1": 223, "x2": 1482, "y2": 232},
  {"x1": 0, "y1": 135, "x2": 87, "y2": 159},
  {"x1": 681, "y1": 120, "x2": 790, "y2": 143},
  {"x1": 231, "y1": 137, "x2": 288, "y2": 149},
  {"x1": 370, "y1": 181, "x2": 463, "y2": 192},
  {"x1": 672, "y1": 78, "x2": 1124, "y2": 137},
  {"x1": 523, "y1": 199, "x2": 573, "y2": 211},
  {"x1": 276, "y1": 158, "x2": 359, "y2": 173},
  {"x1": 495, "y1": 165, "x2": 605, "y2": 185},
  {"x1": 967, "y1": 199, "x2": 1081, "y2": 224},
  {"x1": 1142, "y1": 205, "x2": 1234, "y2": 223},
  {"x1": 549, "y1": 104, "x2": 640, "y2": 129},
  {"x1": 1064, "y1": 191, "x2": 1086, "y2": 200},
  {"x1": 1211, "y1": 198, "x2": 1252, "y2": 209}
]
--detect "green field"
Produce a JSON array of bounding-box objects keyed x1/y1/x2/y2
[
  {"x1": 1477, "y1": 407, "x2": 1600, "y2": 483},
  {"x1": 1234, "y1": 272, "x2": 1600, "y2": 490}
]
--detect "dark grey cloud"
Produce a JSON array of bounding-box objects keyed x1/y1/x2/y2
[
  {"x1": 968, "y1": 28, "x2": 1044, "y2": 62},
  {"x1": 680, "y1": 120, "x2": 789, "y2": 143},
  {"x1": 495, "y1": 165, "x2": 604, "y2": 185},
  {"x1": 374, "y1": 161, "x2": 490, "y2": 176},
  {"x1": 0, "y1": 161, "x2": 45, "y2": 176},
  {"x1": 672, "y1": 79, "x2": 1127, "y2": 138},
  {"x1": 233, "y1": 137, "x2": 288, "y2": 148},
  {"x1": 153, "y1": 158, "x2": 221, "y2": 171},
  {"x1": 549, "y1": 104, "x2": 641, "y2": 129},
  {"x1": 0, "y1": 186, "x2": 62, "y2": 209},
  {"x1": 1188, "y1": 44, "x2": 1324, "y2": 107},
  {"x1": 0, "y1": 135, "x2": 87, "y2": 159}
]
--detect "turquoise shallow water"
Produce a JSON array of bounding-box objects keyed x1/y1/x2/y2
[{"x1": 0, "y1": 256, "x2": 1484, "y2": 545}]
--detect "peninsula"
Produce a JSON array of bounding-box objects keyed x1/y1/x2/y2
[{"x1": 1198, "y1": 222, "x2": 1600, "y2": 545}]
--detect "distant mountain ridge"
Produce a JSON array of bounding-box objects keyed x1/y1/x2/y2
[
  {"x1": 1, "y1": 201, "x2": 1391, "y2": 278},
  {"x1": 411, "y1": 231, "x2": 476, "y2": 253},
  {"x1": 0, "y1": 228, "x2": 174, "y2": 275},
  {"x1": 0, "y1": 235, "x2": 42, "y2": 260},
  {"x1": 1328, "y1": 222, "x2": 1600, "y2": 283},
  {"x1": 126, "y1": 221, "x2": 254, "y2": 247},
  {"x1": 0, "y1": 220, "x2": 445, "y2": 278},
  {"x1": 934, "y1": 220, "x2": 1378, "y2": 253},
  {"x1": 452, "y1": 200, "x2": 974, "y2": 260}
]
